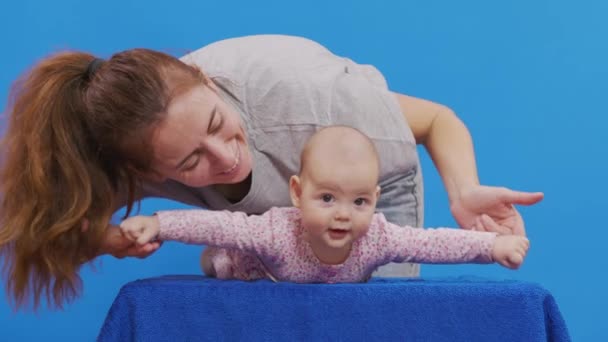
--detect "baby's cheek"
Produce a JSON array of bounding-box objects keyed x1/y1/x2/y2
[
  {"x1": 301, "y1": 211, "x2": 326, "y2": 227},
  {"x1": 354, "y1": 220, "x2": 371, "y2": 238}
]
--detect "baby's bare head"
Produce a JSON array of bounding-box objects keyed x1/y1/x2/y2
[{"x1": 299, "y1": 126, "x2": 380, "y2": 182}]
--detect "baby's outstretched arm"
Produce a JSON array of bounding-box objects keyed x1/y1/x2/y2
[
  {"x1": 120, "y1": 215, "x2": 160, "y2": 246},
  {"x1": 119, "y1": 209, "x2": 281, "y2": 257},
  {"x1": 491, "y1": 235, "x2": 530, "y2": 269}
]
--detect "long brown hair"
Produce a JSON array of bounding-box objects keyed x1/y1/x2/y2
[{"x1": 0, "y1": 48, "x2": 205, "y2": 309}]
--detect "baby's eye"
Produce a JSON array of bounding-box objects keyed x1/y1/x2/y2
[
  {"x1": 322, "y1": 194, "x2": 334, "y2": 203},
  {"x1": 354, "y1": 198, "x2": 366, "y2": 206}
]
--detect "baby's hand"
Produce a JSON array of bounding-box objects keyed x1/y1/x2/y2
[
  {"x1": 492, "y1": 235, "x2": 530, "y2": 269},
  {"x1": 119, "y1": 215, "x2": 161, "y2": 246}
]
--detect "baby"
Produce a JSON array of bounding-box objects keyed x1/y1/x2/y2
[{"x1": 120, "y1": 126, "x2": 529, "y2": 283}]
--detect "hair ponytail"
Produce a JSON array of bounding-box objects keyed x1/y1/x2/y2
[
  {"x1": 0, "y1": 52, "x2": 115, "y2": 309},
  {"x1": 1, "y1": 47, "x2": 206, "y2": 310}
]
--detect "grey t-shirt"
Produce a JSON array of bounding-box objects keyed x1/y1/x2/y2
[{"x1": 142, "y1": 35, "x2": 423, "y2": 230}]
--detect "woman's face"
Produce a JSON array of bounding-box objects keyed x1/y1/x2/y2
[{"x1": 150, "y1": 84, "x2": 252, "y2": 187}]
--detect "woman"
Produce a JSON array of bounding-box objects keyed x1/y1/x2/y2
[{"x1": 0, "y1": 34, "x2": 543, "y2": 308}]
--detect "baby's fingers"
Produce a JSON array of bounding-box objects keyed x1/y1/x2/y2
[
  {"x1": 136, "y1": 228, "x2": 158, "y2": 246},
  {"x1": 120, "y1": 228, "x2": 138, "y2": 242},
  {"x1": 507, "y1": 252, "x2": 524, "y2": 269},
  {"x1": 119, "y1": 223, "x2": 137, "y2": 239},
  {"x1": 518, "y1": 238, "x2": 530, "y2": 254}
]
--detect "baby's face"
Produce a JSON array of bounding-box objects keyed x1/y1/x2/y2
[{"x1": 297, "y1": 159, "x2": 380, "y2": 253}]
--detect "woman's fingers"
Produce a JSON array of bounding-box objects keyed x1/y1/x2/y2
[{"x1": 498, "y1": 189, "x2": 544, "y2": 206}]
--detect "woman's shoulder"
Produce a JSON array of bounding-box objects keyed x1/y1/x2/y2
[
  {"x1": 193, "y1": 34, "x2": 330, "y2": 58},
  {"x1": 181, "y1": 35, "x2": 334, "y2": 74}
]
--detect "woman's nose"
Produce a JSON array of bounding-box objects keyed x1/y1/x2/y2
[{"x1": 204, "y1": 138, "x2": 235, "y2": 168}]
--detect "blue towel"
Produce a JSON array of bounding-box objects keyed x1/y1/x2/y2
[{"x1": 98, "y1": 276, "x2": 570, "y2": 341}]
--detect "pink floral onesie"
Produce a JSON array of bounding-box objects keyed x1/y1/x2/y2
[{"x1": 156, "y1": 207, "x2": 496, "y2": 283}]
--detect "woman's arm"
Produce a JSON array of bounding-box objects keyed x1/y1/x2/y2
[
  {"x1": 394, "y1": 93, "x2": 479, "y2": 202},
  {"x1": 394, "y1": 93, "x2": 544, "y2": 235}
]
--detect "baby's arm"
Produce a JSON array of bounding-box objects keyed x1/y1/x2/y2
[
  {"x1": 381, "y1": 217, "x2": 529, "y2": 268},
  {"x1": 120, "y1": 209, "x2": 279, "y2": 256}
]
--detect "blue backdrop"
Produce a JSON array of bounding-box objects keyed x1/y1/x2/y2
[{"x1": 0, "y1": 0, "x2": 605, "y2": 340}]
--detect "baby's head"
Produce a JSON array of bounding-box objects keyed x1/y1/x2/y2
[{"x1": 289, "y1": 126, "x2": 380, "y2": 261}]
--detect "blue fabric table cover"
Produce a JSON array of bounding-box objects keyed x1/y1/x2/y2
[{"x1": 98, "y1": 275, "x2": 570, "y2": 341}]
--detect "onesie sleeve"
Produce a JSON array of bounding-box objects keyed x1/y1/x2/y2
[
  {"x1": 375, "y1": 214, "x2": 496, "y2": 264},
  {"x1": 155, "y1": 207, "x2": 284, "y2": 257}
]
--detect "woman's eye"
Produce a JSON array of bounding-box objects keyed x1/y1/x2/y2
[
  {"x1": 183, "y1": 161, "x2": 198, "y2": 171},
  {"x1": 182, "y1": 152, "x2": 202, "y2": 171},
  {"x1": 354, "y1": 198, "x2": 366, "y2": 206},
  {"x1": 210, "y1": 113, "x2": 224, "y2": 133},
  {"x1": 322, "y1": 194, "x2": 333, "y2": 203}
]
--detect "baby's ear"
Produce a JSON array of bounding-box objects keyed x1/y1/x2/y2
[
  {"x1": 289, "y1": 175, "x2": 303, "y2": 207},
  {"x1": 375, "y1": 185, "x2": 381, "y2": 200}
]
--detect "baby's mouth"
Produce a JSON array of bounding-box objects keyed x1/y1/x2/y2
[{"x1": 328, "y1": 228, "x2": 349, "y2": 240}]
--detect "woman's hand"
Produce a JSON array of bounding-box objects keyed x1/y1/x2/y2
[
  {"x1": 100, "y1": 224, "x2": 161, "y2": 259},
  {"x1": 450, "y1": 185, "x2": 544, "y2": 236}
]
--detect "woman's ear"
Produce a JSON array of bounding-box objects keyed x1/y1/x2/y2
[{"x1": 289, "y1": 175, "x2": 302, "y2": 207}]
